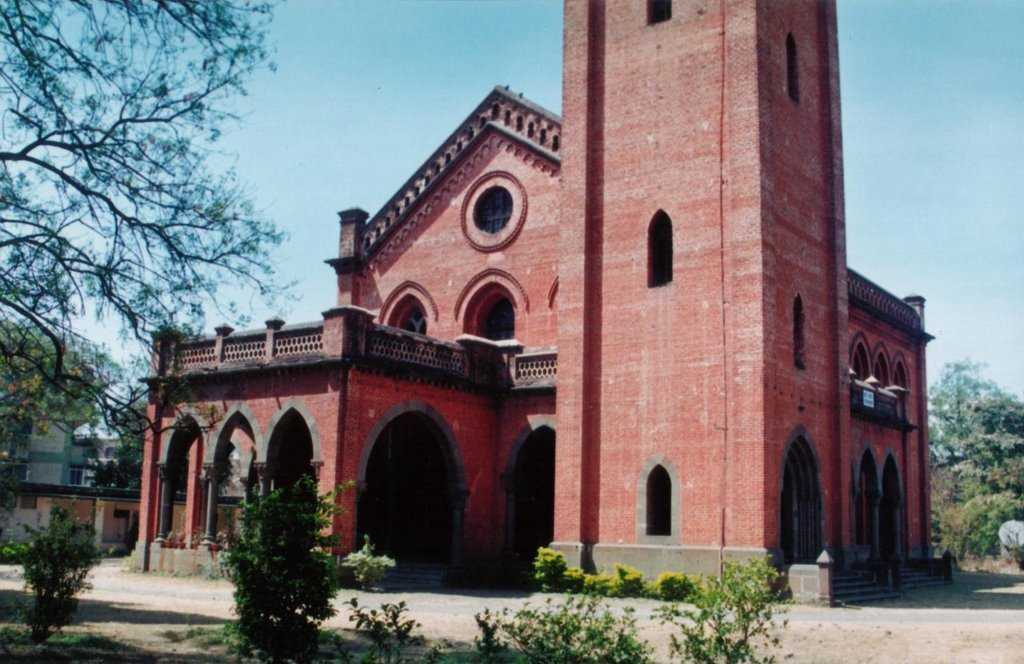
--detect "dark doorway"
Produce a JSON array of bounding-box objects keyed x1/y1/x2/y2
[
  {"x1": 880, "y1": 457, "x2": 901, "y2": 560},
  {"x1": 780, "y1": 436, "x2": 822, "y2": 563},
  {"x1": 512, "y1": 427, "x2": 555, "y2": 560},
  {"x1": 266, "y1": 410, "x2": 314, "y2": 490},
  {"x1": 855, "y1": 452, "x2": 878, "y2": 549},
  {"x1": 358, "y1": 413, "x2": 454, "y2": 563},
  {"x1": 645, "y1": 465, "x2": 672, "y2": 536}
]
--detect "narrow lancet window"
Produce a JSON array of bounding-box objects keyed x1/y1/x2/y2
[
  {"x1": 646, "y1": 465, "x2": 672, "y2": 536},
  {"x1": 649, "y1": 0, "x2": 671, "y2": 24},
  {"x1": 793, "y1": 295, "x2": 806, "y2": 369},
  {"x1": 648, "y1": 211, "x2": 673, "y2": 288},
  {"x1": 786, "y1": 33, "x2": 800, "y2": 103}
]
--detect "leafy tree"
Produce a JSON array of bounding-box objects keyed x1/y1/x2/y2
[
  {"x1": 929, "y1": 361, "x2": 1024, "y2": 557},
  {"x1": 0, "y1": 0, "x2": 283, "y2": 447},
  {"x1": 222, "y1": 477, "x2": 340, "y2": 663},
  {"x1": 21, "y1": 505, "x2": 102, "y2": 643}
]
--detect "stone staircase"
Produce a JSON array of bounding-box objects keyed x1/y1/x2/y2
[
  {"x1": 831, "y1": 569, "x2": 900, "y2": 605},
  {"x1": 381, "y1": 562, "x2": 447, "y2": 592},
  {"x1": 899, "y1": 566, "x2": 947, "y2": 591}
]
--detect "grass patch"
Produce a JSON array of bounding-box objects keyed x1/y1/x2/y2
[{"x1": 159, "y1": 624, "x2": 231, "y2": 648}]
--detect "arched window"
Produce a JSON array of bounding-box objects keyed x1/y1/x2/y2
[
  {"x1": 648, "y1": 211, "x2": 673, "y2": 288},
  {"x1": 646, "y1": 465, "x2": 672, "y2": 536},
  {"x1": 851, "y1": 343, "x2": 870, "y2": 380},
  {"x1": 484, "y1": 298, "x2": 515, "y2": 341},
  {"x1": 402, "y1": 307, "x2": 427, "y2": 335},
  {"x1": 873, "y1": 352, "x2": 890, "y2": 385},
  {"x1": 793, "y1": 295, "x2": 806, "y2": 370},
  {"x1": 649, "y1": 0, "x2": 671, "y2": 24},
  {"x1": 786, "y1": 33, "x2": 799, "y2": 103},
  {"x1": 893, "y1": 363, "x2": 909, "y2": 390}
]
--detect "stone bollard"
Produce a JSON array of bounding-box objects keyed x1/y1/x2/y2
[{"x1": 816, "y1": 549, "x2": 835, "y2": 607}]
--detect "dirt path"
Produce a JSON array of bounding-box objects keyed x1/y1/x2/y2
[{"x1": 1, "y1": 561, "x2": 1022, "y2": 662}]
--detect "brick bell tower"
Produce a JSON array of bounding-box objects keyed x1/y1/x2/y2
[{"x1": 553, "y1": 0, "x2": 849, "y2": 576}]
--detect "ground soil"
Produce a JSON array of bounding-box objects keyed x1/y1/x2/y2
[{"x1": 0, "y1": 560, "x2": 1022, "y2": 662}]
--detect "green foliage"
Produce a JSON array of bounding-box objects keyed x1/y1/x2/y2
[
  {"x1": 341, "y1": 598, "x2": 445, "y2": 664},
  {"x1": 582, "y1": 572, "x2": 617, "y2": 597},
  {"x1": 341, "y1": 536, "x2": 396, "y2": 590},
  {"x1": 473, "y1": 608, "x2": 508, "y2": 663},
  {"x1": 86, "y1": 428, "x2": 144, "y2": 491},
  {"x1": 222, "y1": 477, "x2": 340, "y2": 663},
  {"x1": 0, "y1": 542, "x2": 29, "y2": 563},
  {"x1": 654, "y1": 571, "x2": 696, "y2": 602},
  {"x1": 938, "y1": 492, "x2": 1023, "y2": 559},
  {"x1": 532, "y1": 547, "x2": 568, "y2": 592},
  {"x1": 611, "y1": 564, "x2": 646, "y2": 598},
  {"x1": 657, "y1": 559, "x2": 786, "y2": 664},
  {"x1": 930, "y1": 362, "x2": 1024, "y2": 556},
  {"x1": 562, "y1": 566, "x2": 586, "y2": 593},
  {"x1": 474, "y1": 595, "x2": 653, "y2": 664},
  {"x1": 21, "y1": 506, "x2": 102, "y2": 643}
]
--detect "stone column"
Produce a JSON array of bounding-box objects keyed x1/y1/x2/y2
[
  {"x1": 450, "y1": 490, "x2": 468, "y2": 569},
  {"x1": 202, "y1": 465, "x2": 219, "y2": 545},
  {"x1": 501, "y1": 472, "x2": 516, "y2": 555},
  {"x1": 253, "y1": 462, "x2": 273, "y2": 497},
  {"x1": 156, "y1": 464, "x2": 174, "y2": 542},
  {"x1": 868, "y1": 488, "x2": 881, "y2": 560},
  {"x1": 93, "y1": 499, "x2": 107, "y2": 549}
]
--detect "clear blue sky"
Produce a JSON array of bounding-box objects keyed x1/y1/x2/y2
[{"x1": 136, "y1": 1, "x2": 1024, "y2": 394}]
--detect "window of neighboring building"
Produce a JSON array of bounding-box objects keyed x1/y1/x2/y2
[
  {"x1": 18, "y1": 495, "x2": 36, "y2": 510},
  {"x1": 483, "y1": 298, "x2": 515, "y2": 341},
  {"x1": 649, "y1": 0, "x2": 671, "y2": 24},
  {"x1": 68, "y1": 465, "x2": 92, "y2": 487},
  {"x1": 646, "y1": 465, "x2": 672, "y2": 536},
  {"x1": 402, "y1": 307, "x2": 427, "y2": 335},
  {"x1": 786, "y1": 33, "x2": 800, "y2": 103},
  {"x1": 12, "y1": 464, "x2": 27, "y2": 482},
  {"x1": 648, "y1": 211, "x2": 673, "y2": 287},
  {"x1": 793, "y1": 295, "x2": 806, "y2": 370},
  {"x1": 473, "y1": 186, "x2": 514, "y2": 234}
]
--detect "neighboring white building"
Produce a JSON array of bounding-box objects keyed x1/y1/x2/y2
[{"x1": 1, "y1": 421, "x2": 140, "y2": 551}]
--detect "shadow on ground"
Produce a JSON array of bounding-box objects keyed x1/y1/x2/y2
[
  {"x1": 856, "y1": 571, "x2": 1024, "y2": 610},
  {"x1": 0, "y1": 588, "x2": 226, "y2": 626}
]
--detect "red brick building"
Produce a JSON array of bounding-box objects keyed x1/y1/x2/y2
[{"x1": 136, "y1": 0, "x2": 934, "y2": 598}]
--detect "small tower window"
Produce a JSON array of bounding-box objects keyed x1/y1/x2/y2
[
  {"x1": 646, "y1": 465, "x2": 672, "y2": 536},
  {"x1": 649, "y1": 0, "x2": 671, "y2": 24},
  {"x1": 484, "y1": 298, "x2": 515, "y2": 341},
  {"x1": 786, "y1": 33, "x2": 800, "y2": 103},
  {"x1": 851, "y1": 343, "x2": 870, "y2": 380},
  {"x1": 873, "y1": 353, "x2": 890, "y2": 386},
  {"x1": 793, "y1": 295, "x2": 806, "y2": 370},
  {"x1": 648, "y1": 211, "x2": 673, "y2": 288}
]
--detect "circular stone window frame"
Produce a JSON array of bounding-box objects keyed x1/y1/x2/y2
[{"x1": 460, "y1": 171, "x2": 527, "y2": 253}]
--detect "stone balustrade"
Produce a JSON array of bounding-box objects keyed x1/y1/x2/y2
[{"x1": 158, "y1": 308, "x2": 558, "y2": 392}]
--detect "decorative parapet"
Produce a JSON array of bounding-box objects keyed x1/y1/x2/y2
[
  {"x1": 512, "y1": 348, "x2": 557, "y2": 389},
  {"x1": 367, "y1": 325, "x2": 469, "y2": 378},
  {"x1": 850, "y1": 381, "x2": 914, "y2": 431},
  {"x1": 161, "y1": 316, "x2": 558, "y2": 394},
  {"x1": 847, "y1": 269, "x2": 930, "y2": 339}
]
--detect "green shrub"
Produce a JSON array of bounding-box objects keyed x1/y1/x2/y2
[
  {"x1": 21, "y1": 506, "x2": 102, "y2": 643},
  {"x1": 654, "y1": 571, "x2": 695, "y2": 602},
  {"x1": 222, "y1": 477, "x2": 341, "y2": 663},
  {"x1": 475, "y1": 595, "x2": 653, "y2": 664},
  {"x1": 582, "y1": 572, "x2": 616, "y2": 596},
  {"x1": 562, "y1": 566, "x2": 586, "y2": 593},
  {"x1": 341, "y1": 597, "x2": 445, "y2": 663},
  {"x1": 611, "y1": 564, "x2": 646, "y2": 598},
  {"x1": 939, "y1": 492, "x2": 1023, "y2": 559},
  {"x1": 0, "y1": 542, "x2": 29, "y2": 564},
  {"x1": 473, "y1": 609, "x2": 508, "y2": 663},
  {"x1": 532, "y1": 547, "x2": 568, "y2": 592},
  {"x1": 657, "y1": 558, "x2": 786, "y2": 664},
  {"x1": 341, "y1": 536, "x2": 396, "y2": 590}
]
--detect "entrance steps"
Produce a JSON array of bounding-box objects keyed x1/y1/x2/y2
[
  {"x1": 831, "y1": 570, "x2": 900, "y2": 605},
  {"x1": 899, "y1": 567, "x2": 947, "y2": 591},
  {"x1": 381, "y1": 562, "x2": 447, "y2": 592}
]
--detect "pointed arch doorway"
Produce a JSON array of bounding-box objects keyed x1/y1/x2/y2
[
  {"x1": 357, "y1": 410, "x2": 464, "y2": 564},
  {"x1": 506, "y1": 425, "x2": 555, "y2": 560}
]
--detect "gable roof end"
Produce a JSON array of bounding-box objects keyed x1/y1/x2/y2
[{"x1": 359, "y1": 86, "x2": 562, "y2": 260}]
